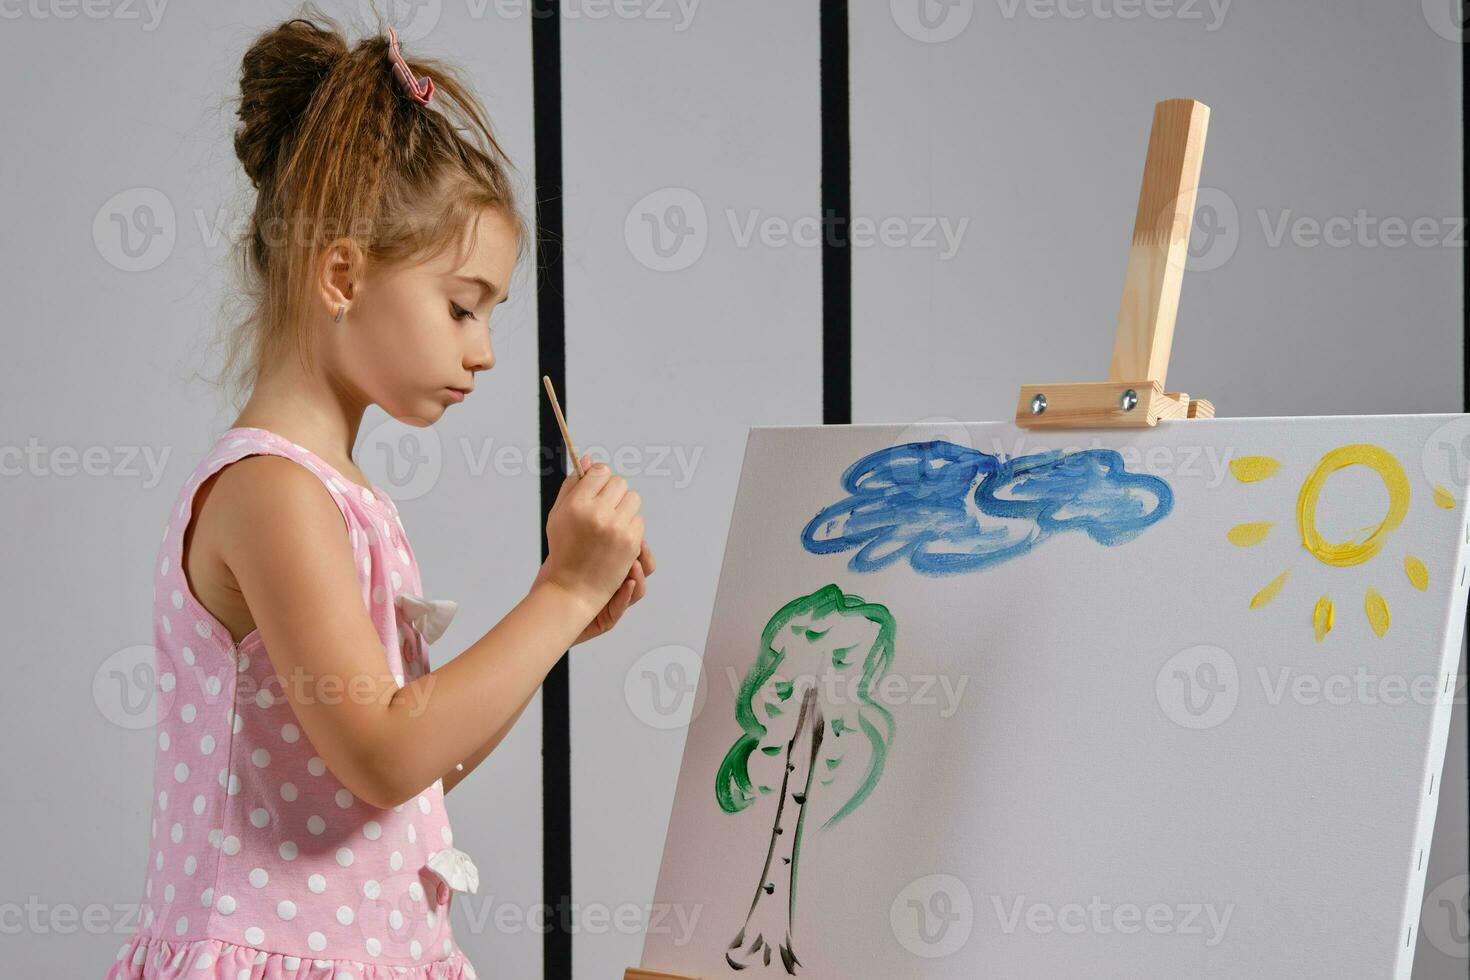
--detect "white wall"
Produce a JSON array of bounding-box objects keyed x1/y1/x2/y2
[{"x1": 2, "y1": 1, "x2": 1462, "y2": 977}]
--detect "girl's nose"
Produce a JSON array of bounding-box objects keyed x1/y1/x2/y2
[{"x1": 467, "y1": 336, "x2": 494, "y2": 372}]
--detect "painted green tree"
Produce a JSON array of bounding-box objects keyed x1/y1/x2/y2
[{"x1": 715, "y1": 584, "x2": 897, "y2": 973}]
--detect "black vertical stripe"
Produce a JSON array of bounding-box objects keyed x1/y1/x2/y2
[
  {"x1": 821, "y1": 0, "x2": 852, "y2": 425},
  {"x1": 531, "y1": 3, "x2": 572, "y2": 978}
]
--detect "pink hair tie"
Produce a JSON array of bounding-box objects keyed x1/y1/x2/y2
[{"x1": 387, "y1": 26, "x2": 434, "y2": 105}]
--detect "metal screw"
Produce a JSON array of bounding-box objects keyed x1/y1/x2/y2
[
  {"x1": 1030, "y1": 393, "x2": 1048, "y2": 415},
  {"x1": 1119, "y1": 388, "x2": 1138, "y2": 412}
]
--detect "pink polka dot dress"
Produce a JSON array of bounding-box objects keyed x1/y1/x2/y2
[{"x1": 106, "y1": 426, "x2": 481, "y2": 979}]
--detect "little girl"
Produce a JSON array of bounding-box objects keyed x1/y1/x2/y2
[{"x1": 105, "y1": 9, "x2": 652, "y2": 978}]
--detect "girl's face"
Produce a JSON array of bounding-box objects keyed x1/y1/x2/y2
[{"x1": 323, "y1": 205, "x2": 516, "y2": 426}]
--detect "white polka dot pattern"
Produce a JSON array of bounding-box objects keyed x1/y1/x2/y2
[{"x1": 105, "y1": 427, "x2": 476, "y2": 979}]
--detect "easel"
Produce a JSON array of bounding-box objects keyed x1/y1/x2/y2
[
  {"x1": 624, "y1": 96, "x2": 1213, "y2": 980},
  {"x1": 1016, "y1": 97, "x2": 1212, "y2": 428}
]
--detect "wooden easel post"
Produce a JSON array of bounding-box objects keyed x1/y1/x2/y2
[
  {"x1": 1016, "y1": 98, "x2": 1214, "y2": 428},
  {"x1": 624, "y1": 97, "x2": 1213, "y2": 980}
]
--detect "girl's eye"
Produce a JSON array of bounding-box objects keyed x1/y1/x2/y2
[{"x1": 451, "y1": 302, "x2": 476, "y2": 322}]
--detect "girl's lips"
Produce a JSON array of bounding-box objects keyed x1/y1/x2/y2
[{"x1": 443, "y1": 388, "x2": 466, "y2": 403}]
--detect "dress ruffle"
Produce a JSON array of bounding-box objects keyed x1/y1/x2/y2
[{"x1": 104, "y1": 933, "x2": 479, "y2": 980}]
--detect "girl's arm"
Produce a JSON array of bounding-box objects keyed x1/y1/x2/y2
[
  {"x1": 440, "y1": 688, "x2": 533, "y2": 795},
  {"x1": 371, "y1": 581, "x2": 590, "y2": 806},
  {"x1": 219, "y1": 455, "x2": 639, "y2": 811},
  {"x1": 440, "y1": 547, "x2": 652, "y2": 796}
]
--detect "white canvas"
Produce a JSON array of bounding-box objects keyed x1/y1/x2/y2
[{"x1": 639, "y1": 415, "x2": 1470, "y2": 979}]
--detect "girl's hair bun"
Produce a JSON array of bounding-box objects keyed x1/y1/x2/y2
[{"x1": 233, "y1": 12, "x2": 349, "y2": 190}]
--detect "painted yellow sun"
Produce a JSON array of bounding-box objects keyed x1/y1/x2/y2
[{"x1": 1228, "y1": 444, "x2": 1457, "y2": 642}]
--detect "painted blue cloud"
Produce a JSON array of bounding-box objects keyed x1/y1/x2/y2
[{"x1": 800, "y1": 440, "x2": 1173, "y2": 575}]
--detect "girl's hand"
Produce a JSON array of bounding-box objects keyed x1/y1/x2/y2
[
  {"x1": 532, "y1": 536, "x2": 655, "y2": 646},
  {"x1": 540, "y1": 454, "x2": 645, "y2": 613}
]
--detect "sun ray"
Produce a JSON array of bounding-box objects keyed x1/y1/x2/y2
[
  {"x1": 1230, "y1": 456, "x2": 1281, "y2": 483},
  {"x1": 1312, "y1": 595, "x2": 1334, "y2": 642},
  {"x1": 1227, "y1": 521, "x2": 1274, "y2": 546},
  {"x1": 1250, "y1": 568, "x2": 1291, "y2": 609},
  {"x1": 1404, "y1": 555, "x2": 1429, "y2": 591},
  {"x1": 1364, "y1": 587, "x2": 1390, "y2": 637}
]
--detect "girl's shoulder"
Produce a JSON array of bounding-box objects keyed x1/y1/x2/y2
[
  {"x1": 156, "y1": 428, "x2": 364, "y2": 654},
  {"x1": 158, "y1": 426, "x2": 411, "y2": 644}
]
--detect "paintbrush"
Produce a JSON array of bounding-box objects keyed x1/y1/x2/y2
[{"x1": 542, "y1": 375, "x2": 585, "y2": 478}]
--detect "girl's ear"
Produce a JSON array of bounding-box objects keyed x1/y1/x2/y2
[{"x1": 317, "y1": 237, "x2": 365, "y2": 313}]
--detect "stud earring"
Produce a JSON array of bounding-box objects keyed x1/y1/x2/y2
[{"x1": 335, "y1": 304, "x2": 347, "y2": 323}]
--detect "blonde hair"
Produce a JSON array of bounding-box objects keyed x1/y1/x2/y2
[{"x1": 213, "y1": 3, "x2": 527, "y2": 409}]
